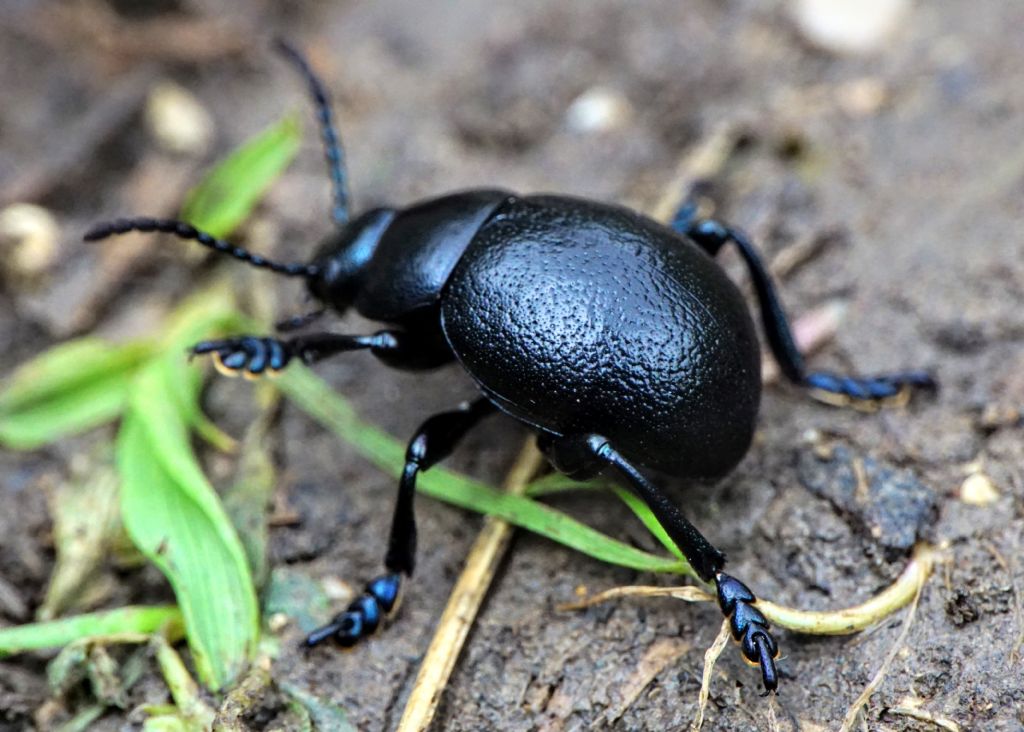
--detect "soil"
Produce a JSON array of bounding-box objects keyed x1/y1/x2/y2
[{"x1": 2, "y1": 1, "x2": 1024, "y2": 730}]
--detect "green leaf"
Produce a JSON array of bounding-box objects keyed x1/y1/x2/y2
[
  {"x1": 273, "y1": 365, "x2": 695, "y2": 577},
  {"x1": 0, "y1": 339, "x2": 154, "y2": 449},
  {"x1": 118, "y1": 373, "x2": 258, "y2": 691},
  {"x1": 0, "y1": 606, "x2": 181, "y2": 657},
  {"x1": 181, "y1": 114, "x2": 302, "y2": 238}
]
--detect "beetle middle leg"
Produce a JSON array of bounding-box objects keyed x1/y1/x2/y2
[
  {"x1": 538, "y1": 433, "x2": 780, "y2": 694},
  {"x1": 671, "y1": 205, "x2": 936, "y2": 407},
  {"x1": 304, "y1": 397, "x2": 496, "y2": 648}
]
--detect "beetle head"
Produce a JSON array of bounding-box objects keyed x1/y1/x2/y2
[{"x1": 306, "y1": 207, "x2": 396, "y2": 309}]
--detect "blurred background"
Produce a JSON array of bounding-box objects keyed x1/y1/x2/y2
[{"x1": 1, "y1": 1, "x2": 1023, "y2": 729}]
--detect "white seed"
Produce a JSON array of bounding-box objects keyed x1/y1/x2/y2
[
  {"x1": 791, "y1": 0, "x2": 911, "y2": 56},
  {"x1": 0, "y1": 202, "x2": 61, "y2": 277},
  {"x1": 145, "y1": 80, "x2": 215, "y2": 156},
  {"x1": 959, "y1": 472, "x2": 999, "y2": 506},
  {"x1": 836, "y1": 77, "x2": 888, "y2": 116},
  {"x1": 565, "y1": 87, "x2": 632, "y2": 134}
]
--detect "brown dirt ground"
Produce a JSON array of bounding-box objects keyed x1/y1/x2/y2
[{"x1": 2, "y1": 1, "x2": 1024, "y2": 730}]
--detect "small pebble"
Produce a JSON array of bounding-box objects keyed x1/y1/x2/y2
[
  {"x1": 145, "y1": 80, "x2": 215, "y2": 156},
  {"x1": 565, "y1": 87, "x2": 632, "y2": 134},
  {"x1": 977, "y1": 403, "x2": 1020, "y2": 432},
  {"x1": 836, "y1": 77, "x2": 888, "y2": 116},
  {"x1": 321, "y1": 576, "x2": 355, "y2": 602},
  {"x1": 959, "y1": 472, "x2": 999, "y2": 506},
  {"x1": 267, "y1": 612, "x2": 290, "y2": 633},
  {"x1": 0, "y1": 202, "x2": 61, "y2": 279},
  {"x1": 791, "y1": 0, "x2": 911, "y2": 55}
]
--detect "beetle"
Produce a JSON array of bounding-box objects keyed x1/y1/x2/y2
[{"x1": 85, "y1": 41, "x2": 935, "y2": 693}]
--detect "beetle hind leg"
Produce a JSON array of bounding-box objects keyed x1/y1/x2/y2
[
  {"x1": 303, "y1": 398, "x2": 496, "y2": 650},
  {"x1": 672, "y1": 210, "x2": 937, "y2": 408},
  {"x1": 539, "y1": 434, "x2": 780, "y2": 694}
]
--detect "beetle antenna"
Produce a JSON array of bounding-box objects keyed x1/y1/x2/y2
[
  {"x1": 83, "y1": 218, "x2": 320, "y2": 279},
  {"x1": 274, "y1": 38, "x2": 351, "y2": 226}
]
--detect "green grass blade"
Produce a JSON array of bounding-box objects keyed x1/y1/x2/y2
[
  {"x1": 525, "y1": 476, "x2": 686, "y2": 562},
  {"x1": 0, "y1": 339, "x2": 154, "y2": 449},
  {"x1": 273, "y1": 365, "x2": 692, "y2": 576},
  {"x1": 181, "y1": 115, "x2": 302, "y2": 238},
  {"x1": 0, "y1": 606, "x2": 181, "y2": 657},
  {"x1": 0, "y1": 338, "x2": 153, "y2": 413}
]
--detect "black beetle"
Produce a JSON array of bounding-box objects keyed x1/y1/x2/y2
[{"x1": 85, "y1": 41, "x2": 935, "y2": 694}]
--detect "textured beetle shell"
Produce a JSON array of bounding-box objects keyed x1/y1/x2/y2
[{"x1": 441, "y1": 195, "x2": 762, "y2": 478}]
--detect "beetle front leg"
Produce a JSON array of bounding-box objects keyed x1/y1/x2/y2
[
  {"x1": 673, "y1": 210, "x2": 937, "y2": 407},
  {"x1": 190, "y1": 330, "x2": 424, "y2": 378},
  {"x1": 540, "y1": 434, "x2": 780, "y2": 694},
  {"x1": 304, "y1": 397, "x2": 497, "y2": 649}
]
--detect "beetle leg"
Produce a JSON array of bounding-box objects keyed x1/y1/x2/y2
[
  {"x1": 190, "y1": 331, "x2": 402, "y2": 378},
  {"x1": 304, "y1": 398, "x2": 497, "y2": 649},
  {"x1": 540, "y1": 434, "x2": 780, "y2": 694},
  {"x1": 675, "y1": 213, "x2": 937, "y2": 407}
]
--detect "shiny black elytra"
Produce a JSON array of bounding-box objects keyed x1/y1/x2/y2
[{"x1": 85, "y1": 41, "x2": 936, "y2": 694}]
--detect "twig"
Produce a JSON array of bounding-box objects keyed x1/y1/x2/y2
[
  {"x1": 395, "y1": 441, "x2": 545, "y2": 732},
  {"x1": 690, "y1": 619, "x2": 730, "y2": 732},
  {"x1": 648, "y1": 121, "x2": 742, "y2": 223},
  {"x1": 558, "y1": 584, "x2": 713, "y2": 612},
  {"x1": 885, "y1": 701, "x2": 961, "y2": 731}
]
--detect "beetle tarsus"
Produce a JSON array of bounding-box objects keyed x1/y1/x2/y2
[
  {"x1": 303, "y1": 572, "x2": 403, "y2": 648},
  {"x1": 191, "y1": 336, "x2": 292, "y2": 378},
  {"x1": 716, "y1": 572, "x2": 779, "y2": 694},
  {"x1": 805, "y1": 369, "x2": 937, "y2": 405}
]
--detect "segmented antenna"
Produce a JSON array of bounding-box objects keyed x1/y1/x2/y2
[
  {"x1": 83, "y1": 218, "x2": 320, "y2": 278},
  {"x1": 274, "y1": 38, "x2": 351, "y2": 226}
]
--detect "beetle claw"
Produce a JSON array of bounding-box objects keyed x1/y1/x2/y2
[
  {"x1": 716, "y1": 571, "x2": 780, "y2": 694},
  {"x1": 805, "y1": 370, "x2": 937, "y2": 409},
  {"x1": 303, "y1": 573, "x2": 403, "y2": 649},
  {"x1": 190, "y1": 336, "x2": 293, "y2": 378}
]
